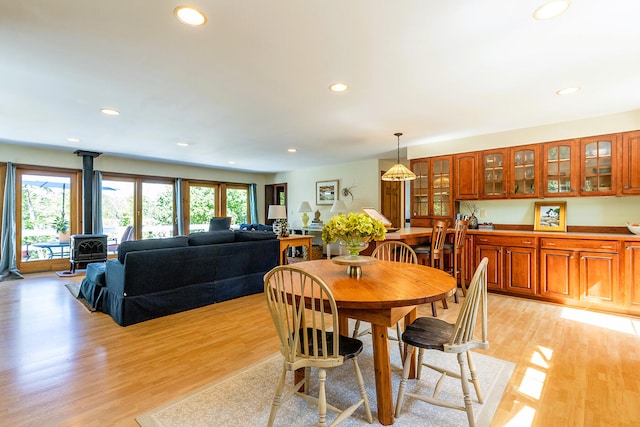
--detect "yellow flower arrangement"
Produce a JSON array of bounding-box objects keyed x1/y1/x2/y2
[{"x1": 322, "y1": 212, "x2": 387, "y2": 248}]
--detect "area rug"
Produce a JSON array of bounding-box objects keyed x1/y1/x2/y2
[
  {"x1": 64, "y1": 282, "x2": 95, "y2": 312},
  {"x1": 136, "y1": 333, "x2": 514, "y2": 427}
]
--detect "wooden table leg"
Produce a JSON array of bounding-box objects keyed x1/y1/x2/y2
[{"x1": 371, "y1": 323, "x2": 394, "y2": 426}]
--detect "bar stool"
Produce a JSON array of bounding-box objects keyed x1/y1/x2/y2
[
  {"x1": 443, "y1": 219, "x2": 469, "y2": 300},
  {"x1": 413, "y1": 220, "x2": 449, "y2": 316}
]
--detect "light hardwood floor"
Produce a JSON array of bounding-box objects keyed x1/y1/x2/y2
[{"x1": 1, "y1": 272, "x2": 639, "y2": 426}]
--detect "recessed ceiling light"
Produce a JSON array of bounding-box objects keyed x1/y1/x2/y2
[
  {"x1": 228, "y1": 161, "x2": 236, "y2": 165},
  {"x1": 556, "y1": 86, "x2": 581, "y2": 95},
  {"x1": 67, "y1": 137, "x2": 80, "y2": 143},
  {"x1": 287, "y1": 148, "x2": 297, "y2": 153},
  {"x1": 533, "y1": 1, "x2": 571, "y2": 20},
  {"x1": 100, "y1": 108, "x2": 120, "y2": 116},
  {"x1": 174, "y1": 6, "x2": 207, "y2": 26},
  {"x1": 177, "y1": 142, "x2": 189, "y2": 147},
  {"x1": 329, "y1": 83, "x2": 349, "y2": 92}
]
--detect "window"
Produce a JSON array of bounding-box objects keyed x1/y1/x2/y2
[
  {"x1": 226, "y1": 185, "x2": 249, "y2": 225},
  {"x1": 141, "y1": 182, "x2": 175, "y2": 239},
  {"x1": 188, "y1": 184, "x2": 217, "y2": 233},
  {"x1": 101, "y1": 179, "x2": 134, "y2": 244}
]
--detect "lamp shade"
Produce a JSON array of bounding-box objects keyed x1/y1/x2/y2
[
  {"x1": 267, "y1": 205, "x2": 287, "y2": 219},
  {"x1": 381, "y1": 163, "x2": 417, "y2": 181},
  {"x1": 297, "y1": 201, "x2": 312, "y2": 213},
  {"x1": 330, "y1": 199, "x2": 348, "y2": 213},
  {"x1": 381, "y1": 132, "x2": 417, "y2": 182}
]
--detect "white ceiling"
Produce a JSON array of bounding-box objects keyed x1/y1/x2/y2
[{"x1": 2, "y1": 1, "x2": 640, "y2": 173}]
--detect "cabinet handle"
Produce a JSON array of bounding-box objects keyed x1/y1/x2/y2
[
  {"x1": 522, "y1": 240, "x2": 532, "y2": 244},
  {"x1": 625, "y1": 186, "x2": 629, "y2": 189},
  {"x1": 546, "y1": 242, "x2": 556, "y2": 246},
  {"x1": 478, "y1": 238, "x2": 488, "y2": 242},
  {"x1": 581, "y1": 256, "x2": 585, "y2": 259},
  {"x1": 600, "y1": 245, "x2": 613, "y2": 249},
  {"x1": 570, "y1": 256, "x2": 574, "y2": 259}
]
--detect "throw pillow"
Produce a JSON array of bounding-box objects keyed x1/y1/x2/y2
[{"x1": 209, "y1": 217, "x2": 232, "y2": 231}]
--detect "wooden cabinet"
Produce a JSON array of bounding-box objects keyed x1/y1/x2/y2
[
  {"x1": 579, "y1": 133, "x2": 620, "y2": 196},
  {"x1": 508, "y1": 144, "x2": 540, "y2": 198},
  {"x1": 540, "y1": 238, "x2": 620, "y2": 307},
  {"x1": 475, "y1": 235, "x2": 537, "y2": 295},
  {"x1": 543, "y1": 139, "x2": 579, "y2": 197},
  {"x1": 625, "y1": 241, "x2": 640, "y2": 312},
  {"x1": 622, "y1": 130, "x2": 640, "y2": 195},
  {"x1": 453, "y1": 152, "x2": 478, "y2": 200},
  {"x1": 410, "y1": 156, "x2": 454, "y2": 225},
  {"x1": 479, "y1": 149, "x2": 508, "y2": 199}
]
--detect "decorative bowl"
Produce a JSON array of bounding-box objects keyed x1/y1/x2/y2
[{"x1": 627, "y1": 223, "x2": 640, "y2": 235}]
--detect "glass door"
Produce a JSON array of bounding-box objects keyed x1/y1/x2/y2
[
  {"x1": 189, "y1": 183, "x2": 217, "y2": 232},
  {"x1": 18, "y1": 170, "x2": 77, "y2": 272},
  {"x1": 226, "y1": 185, "x2": 248, "y2": 226},
  {"x1": 141, "y1": 181, "x2": 175, "y2": 239}
]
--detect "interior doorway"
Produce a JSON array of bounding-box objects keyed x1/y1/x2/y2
[
  {"x1": 380, "y1": 174, "x2": 402, "y2": 228},
  {"x1": 264, "y1": 183, "x2": 287, "y2": 225}
]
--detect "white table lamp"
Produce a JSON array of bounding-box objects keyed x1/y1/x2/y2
[
  {"x1": 268, "y1": 205, "x2": 287, "y2": 237},
  {"x1": 297, "y1": 201, "x2": 313, "y2": 228}
]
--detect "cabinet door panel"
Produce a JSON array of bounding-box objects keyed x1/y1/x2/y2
[
  {"x1": 454, "y1": 152, "x2": 478, "y2": 199},
  {"x1": 505, "y1": 247, "x2": 537, "y2": 295},
  {"x1": 579, "y1": 134, "x2": 619, "y2": 196},
  {"x1": 622, "y1": 130, "x2": 640, "y2": 194},
  {"x1": 626, "y1": 243, "x2": 640, "y2": 311},
  {"x1": 540, "y1": 249, "x2": 576, "y2": 298},
  {"x1": 476, "y1": 245, "x2": 502, "y2": 290},
  {"x1": 579, "y1": 252, "x2": 618, "y2": 304},
  {"x1": 543, "y1": 139, "x2": 579, "y2": 197}
]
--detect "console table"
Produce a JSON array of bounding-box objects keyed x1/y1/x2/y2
[{"x1": 278, "y1": 235, "x2": 313, "y2": 265}]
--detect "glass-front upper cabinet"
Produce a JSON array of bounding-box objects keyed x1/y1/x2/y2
[
  {"x1": 510, "y1": 145, "x2": 539, "y2": 198},
  {"x1": 410, "y1": 159, "x2": 429, "y2": 218},
  {"x1": 480, "y1": 149, "x2": 507, "y2": 199},
  {"x1": 431, "y1": 157, "x2": 451, "y2": 217},
  {"x1": 543, "y1": 139, "x2": 578, "y2": 197},
  {"x1": 580, "y1": 133, "x2": 619, "y2": 196}
]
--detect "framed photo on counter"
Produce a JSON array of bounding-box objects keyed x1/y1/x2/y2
[{"x1": 534, "y1": 202, "x2": 567, "y2": 232}]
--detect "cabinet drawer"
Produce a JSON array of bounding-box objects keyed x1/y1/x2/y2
[
  {"x1": 540, "y1": 238, "x2": 618, "y2": 252},
  {"x1": 475, "y1": 235, "x2": 537, "y2": 247}
]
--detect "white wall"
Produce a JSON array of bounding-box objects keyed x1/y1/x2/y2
[
  {"x1": 271, "y1": 158, "x2": 381, "y2": 228},
  {"x1": 407, "y1": 109, "x2": 640, "y2": 227}
]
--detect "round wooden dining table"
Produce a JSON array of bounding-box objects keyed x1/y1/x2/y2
[{"x1": 291, "y1": 258, "x2": 457, "y2": 426}]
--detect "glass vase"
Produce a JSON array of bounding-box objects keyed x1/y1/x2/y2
[{"x1": 339, "y1": 238, "x2": 369, "y2": 257}]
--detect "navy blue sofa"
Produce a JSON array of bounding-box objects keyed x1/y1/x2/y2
[{"x1": 81, "y1": 230, "x2": 279, "y2": 326}]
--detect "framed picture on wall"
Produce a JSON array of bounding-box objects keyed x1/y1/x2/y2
[
  {"x1": 316, "y1": 180, "x2": 339, "y2": 205},
  {"x1": 533, "y1": 202, "x2": 567, "y2": 232}
]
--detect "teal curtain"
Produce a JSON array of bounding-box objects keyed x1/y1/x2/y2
[
  {"x1": 0, "y1": 162, "x2": 23, "y2": 281},
  {"x1": 249, "y1": 183, "x2": 258, "y2": 224},
  {"x1": 175, "y1": 178, "x2": 184, "y2": 235}
]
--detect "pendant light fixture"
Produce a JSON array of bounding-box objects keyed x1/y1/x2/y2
[{"x1": 381, "y1": 132, "x2": 416, "y2": 181}]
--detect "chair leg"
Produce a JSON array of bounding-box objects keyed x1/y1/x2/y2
[
  {"x1": 318, "y1": 368, "x2": 327, "y2": 427},
  {"x1": 352, "y1": 358, "x2": 373, "y2": 423},
  {"x1": 267, "y1": 368, "x2": 288, "y2": 427},
  {"x1": 395, "y1": 345, "x2": 415, "y2": 417},
  {"x1": 352, "y1": 320, "x2": 361, "y2": 338},
  {"x1": 467, "y1": 351, "x2": 484, "y2": 403},
  {"x1": 457, "y1": 353, "x2": 476, "y2": 427},
  {"x1": 396, "y1": 322, "x2": 404, "y2": 361}
]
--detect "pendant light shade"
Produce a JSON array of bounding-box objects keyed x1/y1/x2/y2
[{"x1": 381, "y1": 133, "x2": 416, "y2": 181}]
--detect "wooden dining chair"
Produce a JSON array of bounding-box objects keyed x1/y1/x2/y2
[
  {"x1": 352, "y1": 241, "x2": 417, "y2": 360},
  {"x1": 413, "y1": 220, "x2": 450, "y2": 316},
  {"x1": 394, "y1": 257, "x2": 489, "y2": 427},
  {"x1": 264, "y1": 265, "x2": 373, "y2": 427},
  {"x1": 443, "y1": 219, "x2": 469, "y2": 299}
]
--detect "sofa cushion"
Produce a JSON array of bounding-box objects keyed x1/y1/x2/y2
[
  {"x1": 234, "y1": 230, "x2": 277, "y2": 241},
  {"x1": 188, "y1": 230, "x2": 235, "y2": 246},
  {"x1": 209, "y1": 217, "x2": 232, "y2": 231},
  {"x1": 117, "y1": 236, "x2": 189, "y2": 263}
]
